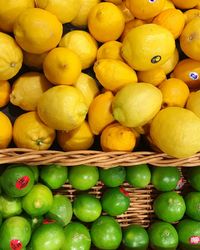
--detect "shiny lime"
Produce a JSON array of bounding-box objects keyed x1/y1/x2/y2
[
  {"x1": 29, "y1": 166, "x2": 39, "y2": 183},
  {"x1": 0, "y1": 194, "x2": 22, "y2": 218},
  {"x1": 188, "y1": 166, "x2": 200, "y2": 191},
  {"x1": 184, "y1": 192, "x2": 200, "y2": 221},
  {"x1": 99, "y1": 166, "x2": 126, "y2": 187}
]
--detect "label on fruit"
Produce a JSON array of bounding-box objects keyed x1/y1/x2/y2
[
  {"x1": 189, "y1": 72, "x2": 199, "y2": 80},
  {"x1": 190, "y1": 236, "x2": 200, "y2": 245},
  {"x1": 120, "y1": 187, "x2": 129, "y2": 197},
  {"x1": 15, "y1": 176, "x2": 30, "y2": 190},
  {"x1": 43, "y1": 218, "x2": 56, "y2": 224},
  {"x1": 175, "y1": 177, "x2": 185, "y2": 190},
  {"x1": 151, "y1": 55, "x2": 161, "y2": 64},
  {"x1": 10, "y1": 239, "x2": 23, "y2": 250},
  {"x1": 149, "y1": 0, "x2": 156, "y2": 2}
]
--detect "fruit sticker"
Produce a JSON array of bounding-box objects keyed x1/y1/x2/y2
[
  {"x1": 120, "y1": 187, "x2": 129, "y2": 197},
  {"x1": 190, "y1": 236, "x2": 200, "y2": 245},
  {"x1": 149, "y1": 0, "x2": 156, "y2": 2},
  {"x1": 151, "y1": 55, "x2": 161, "y2": 64},
  {"x1": 15, "y1": 176, "x2": 30, "y2": 190},
  {"x1": 43, "y1": 218, "x2": 56, "y2": 224},
  {"x1": 175, "y1": 177, "x2": 185, "y2": 190},
  {"x1": 10, "y1": 239, "x2": 23, "y2": 250},
  {"x1": 189, "y1": 72, "x2": 199, "y2": 80}
]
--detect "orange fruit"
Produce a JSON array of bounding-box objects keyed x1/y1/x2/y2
[
  {"x1": 0, "y1": 80, "x2": 11, "y2": 108},
  {"x1": 171, "y1": 0, "x2": 199, "y2": 9}
]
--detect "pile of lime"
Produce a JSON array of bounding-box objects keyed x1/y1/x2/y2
[{"x1": 0, "y1": 164, "x2": 200, "y2": 250}]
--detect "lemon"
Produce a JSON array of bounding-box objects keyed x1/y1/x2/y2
[
  {"x1": 97, "y1": 41, "x2": 124, "y2": 61},
  {"x1": 37, "y1": 85, "x2": 88, "y2": 131},
  {"x1": 121, "y1": 23, "x2": 175, "y2": 71},
  {"x1": 0, "y1": 80, "x2": 11, "y2": 108},
  {"x1": 184, "y1": 9, "x2": 200, "y2": 25},
  {"x1": 112, "y1": 83, "x2": 162, "y2": 127},
  {"x1": 0, "y1": 32, "x2": 23, "y2": 80},
  {"x1": 59, "y1": 30, "x2": 98, "y2": 70},
  {"x1": 0, "y1": 112, "x2": 12, "y2": 149},
  {"x1": 160, "y1": 48, "x2": 179, "y2": 75},
  {"x1": 93, "y1": 59, "x2": 138, "y2": 92},
  {"x1": 186, "y1": 91, "x2": 200, "y2": 118},
  {"x1": 23, "y1": 51, "x2": 48, "y2": 70},
  {"x1": 14, "y1": 8, "x2": 63, "y2": 54},
  {"x1": 150, "y1": 107, "x2": 200, "y2": 158},
  {"x1": 57, "y1": 121, "x2": 94, "y2": 151},
  {"x1": 137, "y1": 67, "x2": 166, "y2": 86},
  {"x1": 73, "y1": 73, "x2": 99, "y2": 108},
  {"x1": 35, "y1": 0, "x2": 81, "y2": 24},
  {"x1": 162, "y1": 0, "x2": 175, "y2": 10},
  {"x1": 10, "y1": 72, "x2": 52, "y2": 111}
]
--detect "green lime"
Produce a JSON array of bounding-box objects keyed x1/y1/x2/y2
[
  {"x1": 151, "y1": 167, "x2": 180, "y2": 191},
  {"x1": 184, "y1": 192, "x2": 200, "y2": 221},
  {"x1": 176, "y1": 219, "x2": 200, "y2": 250},
  {"x1": 99, "y1": 166, "x2": 126, "y2": 187},
  {"x1": 188, "y1": 166, "x2": 200, "y2": 191},
  {"x1": 40, "y1": 164, "x2": 68, "y2": 189},
  {"x1": 122, "y1": 224, "x2": 149, "y2": 250},
  {"x1": 61, "y1": 222, "x2": 91, "y2": 250},
  {"x1": 0, "y1": 194, "x2": 22, "y2": 218},
  {"x1": 68, "y1": 165, "x2": 99, "y2": 190},
  {"x1": 73, "y1": 193, "x2": 102, "y2": 222},
  {"x1": 46, "y1": 194, "x2": 73, "y2": 226},
  {"x1": 101, "y1": 187, "x2": 130, "y2": 216},
  {"x1": 30, "y1": 221, "x2": 65, "y2": 250},
  {"x1": 0, "y1": 165, "x2": 34, "y2": 197},
  {"x1": 148, "y1": 221, "x2": 178, "y2": 250},
  {"x1": 0, "y1": 216, "x2": 31, "y2": 250},
  {"x1": 29, "y1": 166, "x2": 39, "y2": 183},
  {"x1": 22, "y1": 184, "x2": 53, "y2": 217},
  {"x1": 0, "y1": 213, "x2": 2, "y2": 227},
  {"x1": 28, "y1": 215, "x2": 44, "y2": 231},
  {"x1": 90, "y1": 215, "x2": 122, "y2": 250},
  {"x1": 126, "y1": 164, "x2": 151, "y2": 188},
  {"x1": 153, "y1": 191, "x2": 186, "y2": 223}
]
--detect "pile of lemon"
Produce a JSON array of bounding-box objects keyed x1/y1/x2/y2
[{"x1": 1, "y1": 0, "x2": 200, "y2": 158}]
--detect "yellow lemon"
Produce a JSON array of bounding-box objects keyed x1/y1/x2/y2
[
  {"x1": 57, "y1": 121, "x2": 94, "y2": 151},
  {"x1": 0, "y1": 80, "x2": 11, "y2": 108},
  {"x1": 100, "y1": 122, "x2": 136, "y2": 152},
  {"x1": 59, "y1": 30, "x2": 98, "y2": 70},
  {"x1": 71, "y1": 0, "x2": 100, "y2": 28},
  {"x1": 37, "y1": 85, "x2": 88, "y2": 131},
  {"x1": 14, "y1": 8, "x2": 63, "y2": 54},
  {"x1": 13, "y1": 111, "x2": 56, "y2": 150},
  {"x1": 184, "y1": 9, "x2": 200, "y2": 24},
  {"x1": 162, "y1": 0, "x2": 175, "y2": 10},
  {"x1": 117, "y1": 1, "x2": 134, "y2": 23},
  {"x1": 43, "y1": 47, "x2": 82, "y2": 85},
  {"x1": 88, "y1": 2, "x2": 125, "y2": 42},
  {"x1": 23, "y1": 51, "x2": 48, "y2": 70},
  {"x1": 10, "y1": 72, "x2": 52, "y2": 111},
  {"x1": 73, "y1": 73, "x2": 99, "y2": 108},
  {"x1": 35, "y1": 0, "x2": 81, "y2": 23},
  {"x1": 93, "y1": 59, "x2": 138, "y2": 92},
  {"x1": 121, "y1": 24, "x2": 175, "y2": 71},
  {"x1": 171, "y1": 0, "x2": 199, "y2": 9},
  {"x1": 104, "y1": 0, "x2": 123, "y2": 4},
  {"x1": 150, "y1": 107, "x2": 200, "y2": 158},
  {"x1": 112, "y1": 82, "x2": 162, "y2": 127},
  {"x1": 0, "y1": 32, "x2": 23, "y2": 80},
  {"x1": 88, "y1": 91, "x2": 115, "y2": 135},
  {"x1": 137, "y1": 67, "x2": 166, "y2": 86},
  {"x1": 186, "y1": 91, "x2": 200, "y2": 118},
  {"x1": 0, "y1": 112, "x2": 12, "y2": 149},
  {"x1": 160, "y1": 48, "x2": 179, "y2": 75},
  {"x1": 97, "y1": 41, "x2": 124, "y2": 61},
  {"x1": 0, "y1": 0, "x2": 34, "y2": 33},
  {"x1": 158, "y1": 78, "x2": 190, "y2": 108}
]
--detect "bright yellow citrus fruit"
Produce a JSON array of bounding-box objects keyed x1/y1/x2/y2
[
  {"x1": 171, "y1": 0, "x2": 199, "y2": 9},
  {"x1": 117, "y1": 1, "x2": 134, "y2": 23},
  {"x1": 14, "y1": 8, "x2": 63, "y2": 54},
  {"x1": 88, "y1": 91, "x2": 115, "y2": 135},
  {"x1": 0, "y1": 32, "x2": 23, "y2": 80},
  {"x1": 10, "y1": 72, "x2": 52, "y2": 111},
  {"x1": 93, "y1": 59, "x2": 138, "y2": 92},
  {"x1": 161, "y1": 0, "x2": 175, "y2": 10},
  {"x1": 23, "y1": 51, "x2": 48, "y2": 70},
  {"x1": 37, "y1": 85, "x2": 88, "y2": 131},
  {"x1": 0, "y1": 80, "x2": 11, "y2": 108},
  {"x1": 160, "y1": 48, "x2": 179, "y2": 75},
  {"x1": 184, "y1": 9, "x2": 200, "y2": 24},
  {"x1": 186, "y1": 91, "x2": 200, "y2": 119},
  {"x1": 88, "y1": 2, "x2": 125, "y2": 42},
  {"x1": 100, "y1": 122, "x2": 136, "y2": 152},
  {"x1": 59, "y1": 30, "x2": 98, "y2": 70},
  {"x1": 121, "y1": 24, "x2": 175, "y2": 71},
  {"x1": 0, "y1": 112, "x2": 12, "y2": 149},
  {"x1": 13, "y1": 111, "x2": 56, "y2": 150},
  {"x1": 158, "y1": 78, "x2": 190, "y2": 108},
  {"x1": 43, "y1": 47, "x2": 82, "y2": 85},
  {"x1": 137, "y1": 67, "x2": 166, "y2": 86},
  {"x1": 104, "y1": 0, "x2": 123, "y2": 4},
  {"x1": 57, "y1": 120, "x2": 94, "y2": 151},
  {"x1": 97, "y1": 41, "x2": 124, "y2": 61},
  {"x1": 35, "y1": 0, "x2": 81, "y2": 23}
]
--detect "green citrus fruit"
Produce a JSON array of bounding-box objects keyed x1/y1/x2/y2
[
  {"x1": 0, "y1": 194, "x2": 22, "y2": 218},
  {"x1": 184, "y1": 192, "x2": 200, "y2": 221},
  {"x1": 29, "y1": 166, "x2": 39, "y2": 183},
  {"x1": 188, "y1": 166, "x2": 200, "y2": 191},
  {"x1": 99, "y1": 166, "x2": 126, "y2": 187}
]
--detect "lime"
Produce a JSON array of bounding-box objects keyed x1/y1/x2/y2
[
  {"x1": 188, "y1": 166, "x2": 200, "y2": 191},
  {"x1": 46, "y1": 194, "x2": 73, "y2": 226},
  {"x1": 73, "y1": 193, "x2": 102, "y2": 222},
  {"x1": 184, "y1": 192, "x2": 200, "y2": 221},
  {"x1": 0, "y1": 216, "x2": 31, "y2": 250},
  {"x1": 40, "y1": 164, "x2": 68, "y2": 189},
  {"x1": 0, "y1": 213, "x2": 2, "y2": 227},
  {"x1": 148, "y1": 221, "x2": 179, "y2": 250},
  {"x1": 151, "y1": 167, "x2": 180, "y2": 191},
  {"x1": 0, "y1": 194, "x2": 22, "y2": 218},
  {"x1": 176, "y1": 219, "x2": 200, "y2": 250},
  {"x1": 68, "y1": 165, "x2": 99, "y2": 190},
  {"x1": 126, "y1": 164, "x2": 151, "y2": 188},
  {"x1": 30, "y1": 221, "x2": 65, "y2": 250},
  {"x1": 99, "y1": 166, "x2": 126, "y2": 187},
  {"x1": 90, "y1": 215, "x2": 122, "y2": 250},
  {"x1": 122, "y1": 224, "x2": 149, "y2": 250},
  {"x1": 101, "y1": 187, "x2": 130, "y2": 216},
  {"x1": 22, "y1": 184, "x2": 53, "y2": 217},
  {"x1": 0, "y1": 165, "x2": 34, "y2": 197},
  {"x1": 27, "y1": 215, "x2": 44, "y2": 231},
  {"x1": 61, "y1": 222, "x2": 91, "y2": 250},
  {"x1": 29, "y1": 166, "x2": 39, "y2": 183},
  {"x1": 153, "y1": 191, "x2": 186, "y2": 223}
]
